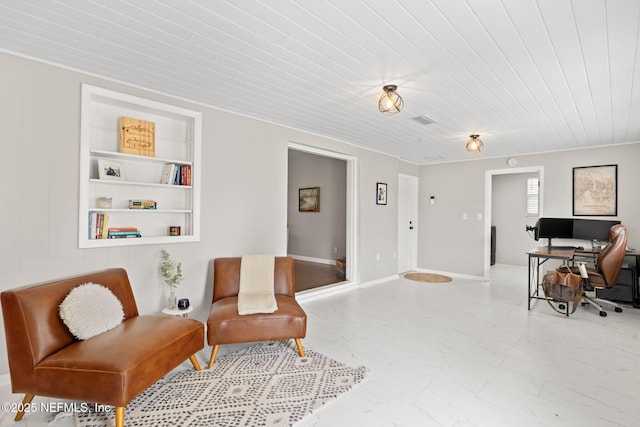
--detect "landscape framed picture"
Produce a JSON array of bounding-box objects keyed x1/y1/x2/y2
[
  {"x1": 376, "y1": 182, "x2": 387, "y2": 205},
  {"x1": 572, "y1": 164, "x2": 617, "y2": 216},
  {"x1": 97, "y1": 159, "x2": 124, "y2": 181},
  {"x1": 299, "y1": 187, "x2": 319, "y2": 212}
]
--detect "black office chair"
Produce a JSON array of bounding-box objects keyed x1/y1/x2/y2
[{"x1": 560, "y1": 224, "x2": 627, "y2": 317}]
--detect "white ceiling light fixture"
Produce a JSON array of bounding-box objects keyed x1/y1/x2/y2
[
  {"x1": 466, "y1": 134, "x2": 483, "y2": 152},
  {"x1": 378, "y1": 85, "x2": 403, "y2": 115}
]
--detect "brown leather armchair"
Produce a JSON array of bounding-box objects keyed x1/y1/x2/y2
[
  {"x1": 563, "y1": 224, "x2": 628, "y2": 316},
  {"x1": 207, "y1": 257, "x2": 307, "y2": 368}
]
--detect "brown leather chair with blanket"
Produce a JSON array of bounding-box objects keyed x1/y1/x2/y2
[{"x1": 206, "y1": 256, "x2": 307, "y2": 368}]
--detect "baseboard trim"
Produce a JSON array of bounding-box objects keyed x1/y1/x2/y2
[
  {"x1": 288, "y1": 254, "x2": 336, "y2": 265},
  {"x1": 296, "y1": 281, "x2": 355, "y2": 303},
  {"x1": 359, "y1": 274, "x2": 399, "y2": 288}
]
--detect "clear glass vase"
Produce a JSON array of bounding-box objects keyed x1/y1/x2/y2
[{"x1": 167, "y1": 288, "x2": 177, "y2": 310}]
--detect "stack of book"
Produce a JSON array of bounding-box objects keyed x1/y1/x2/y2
[
  {"x1": 89, "y1": 212, "x2": 109, "y2": 239},
  {"x1": 160, "y1": 163, "x2": 192, "y2": 186},
  {"x1": 107, "y1": 227, "x2": 141, "y2": 239},
  {"x1": 128, "y1": 200, "x2": 157, "y2": 209}
]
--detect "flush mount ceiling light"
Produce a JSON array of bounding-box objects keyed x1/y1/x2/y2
[
  {"x1": 378, "y1": 85, "x2": 403, "y2": 115},
  {"x1": 466, "y1": 134, "x2": 483, "y2": 152}
]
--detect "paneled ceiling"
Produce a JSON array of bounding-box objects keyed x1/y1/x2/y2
[{"x1": 1, "y1": 0, "x2": 639, "y2": 164}]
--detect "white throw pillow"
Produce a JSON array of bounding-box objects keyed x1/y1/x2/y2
[{"x1": 59, "y1": 282, "x2": 125, "y2": 340}]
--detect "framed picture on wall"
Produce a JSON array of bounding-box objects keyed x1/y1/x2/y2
[
  {"x1": 572, "y1": 164, "x2": 617, "y2": 216},
  {"x1": 376, "y1": 182, "x2": 387, "y2": 205},
  {"x1": 299, "y1": 187, "x2": 319, "y2": 212}
]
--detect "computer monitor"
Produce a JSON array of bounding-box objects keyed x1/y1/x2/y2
[
  {"x1": 572, "y1": 219, "x2": 621, "y2": 242},
  {"x1": 534, "y1": 218, "x2": 573, "y2": 241},
  {"x1": 533, "y1": 217, "x2": 621, "y2": 246}
]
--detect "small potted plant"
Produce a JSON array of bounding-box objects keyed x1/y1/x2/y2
[{"x1": 160, "y1": 249, "x2": 183, "y2": 309}]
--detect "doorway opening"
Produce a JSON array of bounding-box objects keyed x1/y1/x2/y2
[
  {"x1": 287, "y1": 142, "x2": 358, "y2": 292},
  {"x1": 484, "y1": 166, "x2": 544, "y2": 280}
]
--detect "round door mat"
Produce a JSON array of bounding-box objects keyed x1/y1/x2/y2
[{"x1": 404, "y1": 272, "x2": 452, "y2": 283}]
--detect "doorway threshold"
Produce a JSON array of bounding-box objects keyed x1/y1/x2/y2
[{"x1": 295, "y1": 280, "x2": 357, "y2": 303}]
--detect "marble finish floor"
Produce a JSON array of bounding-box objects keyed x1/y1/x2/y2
[{"x1": 2, "y1": 264, "x2": 640, "y2": 426}]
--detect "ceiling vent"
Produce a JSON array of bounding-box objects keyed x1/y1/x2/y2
[{"x1": 411, "y1": 115, "x2": 436, "y2": 126}]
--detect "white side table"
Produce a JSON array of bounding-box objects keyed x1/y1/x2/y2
[{"x1": 162, "y1": 306, "x2": 194, "y2": 317}]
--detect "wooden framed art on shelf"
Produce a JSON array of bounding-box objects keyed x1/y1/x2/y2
[{"x1": 119, "y1": 116, "x2": 156, "y2": 157}]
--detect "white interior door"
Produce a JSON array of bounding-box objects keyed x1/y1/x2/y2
[{"x1": 398, "y1": 174, "x2": 418, "y2": 273}]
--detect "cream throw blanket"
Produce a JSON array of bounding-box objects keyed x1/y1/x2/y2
[{"x1": 238, "y1": 255, "x2": 277, "y2": 315}]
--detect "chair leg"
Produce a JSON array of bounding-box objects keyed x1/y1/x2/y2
[
  {"x1": 294, "y1": 338, "x2": 305, "y2": 357},
  {"x1": 582, "y1": 294, "x2": 607, "y2": 316},
  {"x1": 189, "y1": 354, "x2": 202, "y2": 371},
  {"x1": 115, "y1": 406, "x2": 125, "y2": 427},
  {"x1": 14, "y1": 394, "x2": 35, "y2": 421},
  {"x1": 208, "y1": 344, "x2": 220, "y2": 369},
  {"x1": 592, "y1": 296, "x2": 623, "y2": 313}
]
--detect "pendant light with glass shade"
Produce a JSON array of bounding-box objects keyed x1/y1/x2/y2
[
  {"x1": 466, "y1": 134, "x2": 483, "y2": 152},
  {"x1": 378, "y1": 85, "x2": 403, "y2": 115}
]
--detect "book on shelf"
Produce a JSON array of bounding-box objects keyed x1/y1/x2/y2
[
  {"x1": 89, "y1": 212, "x2": 109, "y2": 239},
  {"x1": 160, "y1": 163, "x2": 176, "y2": 184},
  {"x1": 108, "y1": 233, "x2": 142, "y2": 239},
  {"x1": 128, "y1": 199, "x2": 157, "y2": 209},
  {"x1": 107, "y1": 227, "x2": 141, "y2": 238},
  {"x1": 107, "y1": 227, "x2": 138, "y2": 232},
  {"x1": 184, "y1": 165, "x2": 191, "y2": 186},
  {"x1": 162, "y1": 163, "x2": 192, "y2": 186}
]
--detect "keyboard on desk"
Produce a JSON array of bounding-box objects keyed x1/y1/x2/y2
[{"x1": 549, "y1": 245, "x2": 584, "y2": 250}]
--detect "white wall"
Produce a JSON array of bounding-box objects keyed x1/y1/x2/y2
[
  {"x1": 287, "y1": 150, "x2": 346, "y2": 262},
  {"x1": 418, "y1": 144, "x2": 640, "y2": 277},
  {"x1": 492, "y1": 172, "x2": 539, "y2": 266},
  {"x1": 0, "y1": 52, "x2": 406, "y2": 375}
]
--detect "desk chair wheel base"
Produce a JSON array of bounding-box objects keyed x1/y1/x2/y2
[
  {"x1": 582, "y1": 291, "x2": 624, "y2": 317},
  {"x1": 582, "y1": 293, "x2": 611, "y2": 317}
]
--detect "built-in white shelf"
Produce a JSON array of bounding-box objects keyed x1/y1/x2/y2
[
  {"x1": 90, "y1": 149, "x2": 193, "y2": 165},
  {"x1": 88, "y1": 179, "x2": 192, "y2": 189},
  {"x1": 79, "y1": 84, "x2": 201, "y2": 248}
]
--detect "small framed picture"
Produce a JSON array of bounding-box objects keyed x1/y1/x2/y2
[
  {"x1": 376, "y1": 182, "x2": 387, "y2": 205},
  {"x1": 97, "y1": 159, "x2": 124, "y2": 181},
  {"x1": 299, "y1": 187, "x2": 319, "y2": 212}
]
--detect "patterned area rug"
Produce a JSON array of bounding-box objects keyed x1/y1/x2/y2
[
  {"x1": 404, "y1": 272, "x2": 452, "y2": 283},
  {"x1": 75, "y1": 341, "x2": 367, "y2": 427}
]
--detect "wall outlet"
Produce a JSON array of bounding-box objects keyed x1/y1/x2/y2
[
  {"x1": 376, "y1": 253, "x2": 380, "y2": 261},
  {"x1": 333, "y1": 247, "x2": 337, "y2": 254}
]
